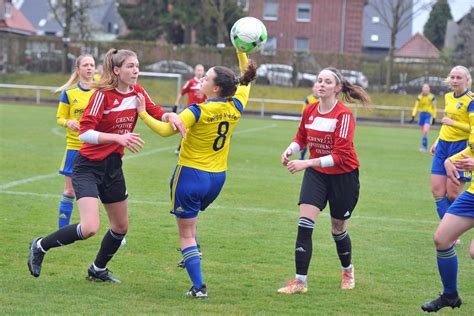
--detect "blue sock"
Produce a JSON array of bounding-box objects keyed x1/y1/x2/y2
[
  {"x1": 422, "y1": 135, "x2": 427, "y2": 148},
  {"x1": 435, "y1": 196, "x2": 450, "y2": 220},
  {"x1": 58, "y1": 194, "x2": 74, "y2": 228},
  {"x1": 182, "y1": 245, "x2": 203, "y2": 289},
  {"x1": 437, "y1": 246, "x2": 458, "y2": 296}
]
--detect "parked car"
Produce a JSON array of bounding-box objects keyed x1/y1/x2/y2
[
  {"x1": 340, "y1": 69, "x2": 369, "y2": 89},
  {"x1": 390, "y1": 76, "x2": 449, "y2": 95},
  {"x1": 24, "y1": 49, "x2": 76, "y2": 73},
  {"x1": 256, "y1": 64, "x2": 317, "y2": 87},
  {"x1": 145, "y1": 60, "x2": 193, "y2": 78}
]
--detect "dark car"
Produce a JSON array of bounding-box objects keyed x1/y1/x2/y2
[
  {"x1": 390, "y1": 76, "x2": 449, "y2": 96},
  {"x1": 145, "y1": 60, "x2": 193, "y2": 78}
]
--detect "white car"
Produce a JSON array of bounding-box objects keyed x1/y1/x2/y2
[
  {"x1": 340, "y1": 69, "x2": 369, "y2": 89},
  {"x1": 256, "y1": 64, "x2": 317, "y2": 87}
]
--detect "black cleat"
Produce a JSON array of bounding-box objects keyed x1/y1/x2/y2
[
  {"x1": 421, "y1": 293, "x2": 462, "y2": 312},
  {"x1": 87, "y1": 265, "x2": 121, "y2": 283},
  {"x1": 28, "y1": 237, "x2": 45, "y2": 277},
  {"x1": 186, "y1": 284, "x2": 208, "y2": 298}
]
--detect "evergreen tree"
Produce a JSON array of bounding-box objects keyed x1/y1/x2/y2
[{"x1": 423, "y1": 0, "x2": 452, "y2": 50}]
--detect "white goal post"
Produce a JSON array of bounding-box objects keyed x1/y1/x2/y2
[{"x1": 138, "y1": 72, "x2": 182, "y2": 110}]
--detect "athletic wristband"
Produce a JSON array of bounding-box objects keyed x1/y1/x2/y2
[
  {"x1": 79, "y1": 129, "x2": 100, "y2": 144},
  {"x1": 320, "y1": 155, "x2": 334, "y2": 168},
  {"x1": 288, "y1": 142, "x2": 301, "y2": 155}
]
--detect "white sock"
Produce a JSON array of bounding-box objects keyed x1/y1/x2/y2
[
  {"x1": 36, "y1": 239, "x2": 46, "y2": 253},
  {"x1": 295, "y1": 274, "x2": 307, "y2": 286},
  {"x1": 92, "y1": 263, "x2": 106, "y2": 272},
  {"x1": 342, "y1": 264, "x2": 352, "y2": 272}
]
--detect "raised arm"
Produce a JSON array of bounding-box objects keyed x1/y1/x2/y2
[{"x1": 233, "y1": 50, "x2": 251, "y2": 108}]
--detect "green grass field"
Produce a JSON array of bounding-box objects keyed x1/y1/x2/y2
[{"x1": 0, "y1": 103, "x2": 472, "y2": 315}]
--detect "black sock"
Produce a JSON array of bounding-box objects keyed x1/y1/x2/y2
[
  {"x1": 40, "y1": 223, "x2": 84, "y2": 251},
  {"x1": 333, "y1": 231, "x2": 352, "y2": 268},
  {"x1": 93, "y1": 229, "x2": 126, "y2": 269},
  {"x1": 295, "y1": 217, "x2": 314, "y2": 275}
]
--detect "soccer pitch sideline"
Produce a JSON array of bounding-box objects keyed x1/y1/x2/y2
[{"x1": 0, "y1": 103, "x2": 472, "y2": 315}]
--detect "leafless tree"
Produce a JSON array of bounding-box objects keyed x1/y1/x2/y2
[
  {"x1": 369, "y1": 0, "x2": 435, "y2": 92},
  {"x1": 47, "y1": 0, "x2": 96, "y2": 73}
]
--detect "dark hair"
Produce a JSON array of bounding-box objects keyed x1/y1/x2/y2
[
  {"x1": 213, "y1": 60, "x2": 257, "y2": 98},
  {"x1": 323, "y1": 67, "x2": 371, "y2": 106}
]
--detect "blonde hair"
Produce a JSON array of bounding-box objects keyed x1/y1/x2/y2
[
  {"x1": 92, "y1": 48, "x2": 137, "y2": 91},
  {"x1": 55, "y1": 54, "x2": 95, "y2": 92},
  {"x1": 322, "y1": 67, "x2": 371, "y2": 106},
  {"x1": 446, "y1": 65, "x2": 472, "y2": 91}
]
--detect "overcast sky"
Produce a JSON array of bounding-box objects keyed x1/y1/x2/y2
[{"x1": 412, "y1": 0, "x2": 474, "y2": 34}]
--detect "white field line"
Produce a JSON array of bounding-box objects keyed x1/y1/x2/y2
[
  {"x1": 0, "y1": 124, "x2": 278, "y2": 190},
  {"x1": 0, "y1": 189, "x2": 440, "y2": 226}
]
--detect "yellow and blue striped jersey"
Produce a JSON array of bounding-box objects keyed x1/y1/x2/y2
[
  {"x1": 56, "y1": 83, "x2": 95, "y2": 150},
  {"x1": 139, "y1": 51, "x2": 250, "y2": 172},
  {"x1": 439, "y1": 90, "x2": 473, "y2": 142},
  {"x1": 412, "y1": 93, "x2": 436, "y2": 118},
  {"x1": 302, "y1": 94, "x2": 319, "y2": 112}
]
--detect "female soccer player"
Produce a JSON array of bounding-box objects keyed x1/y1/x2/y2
[
  {"x1": 55, "y1": 54, "x2": 95, "y2": 228},
  {"x1": 277, "y1": 67, "x2": 370, "y2": 294},
  {"x1": 173, "y1": 64, "x2": 207, "y2": 155},
  {"x1": 300, "y1": 82, "x2": 319, "y2": 160},
  {"x1": 430, "y1": 66, "x2": 472, "y2": 222},
  {"x1": 136, "y1": 50, "x2": 256, "y2": 298},
  {"x1": 28, "y1": 48, "x2": 185, "y2": 282},
  {"x1": 409, "y1": 83, "x2": 436, "y2": 152},
  {"x1": 421, "y1": 101, "x2": 474, "y2": 312}
]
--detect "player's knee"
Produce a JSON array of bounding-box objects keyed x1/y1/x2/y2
[
  {"x1": 112, "y1": 222, "x2": 128, "y2": 235},
  {"x1": 446, "y1": 192, "x2": 458, "y2": 203},
  {"x1": 63, "y1": 188, "x2": 75, "y2": 197},
  {"x1": 80, "y1": 223, "x2": 100, "y2": 239},
  {"x1": 433, "y1": 231, "x2": 450, "y2": 249}
]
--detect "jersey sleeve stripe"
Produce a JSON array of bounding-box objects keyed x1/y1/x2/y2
[
  {"x1": 188, "y1": 104, "x2": 201, "y2": 121},
  {"x1": 59, "y1": 91, "x2": 69, "y2": 104},
  {"x1": 91, "y1": 92, "x2": 104, "y2": 117},
  {"x1": 467, "y1": 100, "x2": 474, "y2": 112},
  {"x1": 339, "y1": 114, "x2": 349, "y2": 139},
  {"x1": 232, "y1": 97, "x2": 244, "y2": 113}
]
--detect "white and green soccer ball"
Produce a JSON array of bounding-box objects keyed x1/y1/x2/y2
[{"x1": 230, "y1": 17, "x2": 268, "y2": 54}]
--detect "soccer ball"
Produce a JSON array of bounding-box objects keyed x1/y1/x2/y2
[{"x1": 230, "y1": 17, "x2": 267, "y2": 54}]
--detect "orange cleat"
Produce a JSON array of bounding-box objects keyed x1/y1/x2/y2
[{"x1": 277, "y1": 279, "x2": 308, "y2": 294}]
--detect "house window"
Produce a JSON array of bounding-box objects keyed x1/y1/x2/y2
[
  {"x1": 296, "y1": 3, "x2": 311, "y2": 22},
  {"x1": 263, "y1": 0, "x2": 279, "y2": 21},
  {"x1": 372, "y1": 16, "x2": 380, "y2": 23},
  {"x1": 261, "y1": 36, "x2": 277, "y2": 55},
  {"x1": 295, "y1": 37, "x2": 309, "y2": 52},
  {"x1": 370, "y1": 34, "x2": 379, "y2": 42}
]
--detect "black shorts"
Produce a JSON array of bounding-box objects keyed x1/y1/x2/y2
[
  {"x1": 299, "y1": 168, "x2": 359, "y2": 220},
  {"x1": 72, "y1": 153, "x2": 128, "y2": 204}
]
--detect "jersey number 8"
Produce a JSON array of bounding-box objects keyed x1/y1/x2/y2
[{"x1": 213, "y1": 121, "x2": 230, "y2": 151}]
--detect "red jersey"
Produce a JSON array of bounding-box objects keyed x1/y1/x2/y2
[
  {"x1": 180, "y1": 77, "x2": 206, "y2": 106},
  {"x1": 79, "y1": 84, "x2": 165, "y2": 161},
  {"x1": 294, "y1": 101, "x2": 359, "y2": 174}
]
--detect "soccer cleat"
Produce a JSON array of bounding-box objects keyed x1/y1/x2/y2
[
  {"x1": 341, "y1": 266, "x2": 355, "y2": 290},
  {"x1": 419, "y1": 146, "x2": 428, "y2": 153},
  {"x1": 277, "y1": 279, "x2": 308, "y2": 294},
  {"x1": 28, "y1": 237, "x2": 45, "y2": 277},
  {"x1": 87, "y1": 265, "x2": 121, "y2": 283},
  {"x1": 186, "y1": 284, "x2": 208, "y2": 298},
  {"x1": 421, "y1": 293, "x2": 462, "y2": 312},
  {"x1": 174, "y1": 149, "x2": 180, "y2": 155}
]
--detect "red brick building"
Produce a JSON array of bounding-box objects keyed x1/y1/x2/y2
[{"x1": 247, "y1": 0, "x2": 365, "y2": 54}]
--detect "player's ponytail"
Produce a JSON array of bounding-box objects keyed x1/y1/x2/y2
[
  {"x1": 55, "y1": 54, "x2": 94, "y2": 92},
  {"x1": 324, "y1": 67, "x2": 371, "y2": 106},
  {"x1": 93, "y1": 48, "x2": 137, "y2": 91},
  {"x1": 213, "y1": 60, "x2": 257, "y2": 98}
]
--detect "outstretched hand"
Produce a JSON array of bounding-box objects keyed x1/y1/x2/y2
[
  {"x1": 453, "y1": 153, "x2": 474, "y2": 172},
  {"x1": 167, "y1": 112, "x2": 187, "y2": 137},
  {"x1": 444, "y1": 159, "x2": 460, "y2": 186},
  {"x1": 136, "y1": 93, "x2": 146, "y2": 113},
  {"x1": 117, "y1": 132, "x2": 145, "y2": 153}
]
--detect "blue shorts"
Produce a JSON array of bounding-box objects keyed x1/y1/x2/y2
[
  {"x1": 431, "y1": 139, "x2": 471, "y2": 182},
  {"x1": 418, "y1": 112, "x2": 432, "y2": 126},
  {"x1": 447, "y1": 191, "x2": 474, "y2": 218},
  {"x1": 170, "y1": 165, "x2": 226, "y2": 219},
  {"x1": 59, "y1": 149, "x2": 79, "y2": 177}
]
